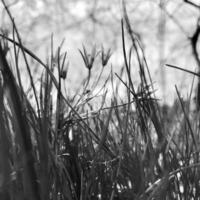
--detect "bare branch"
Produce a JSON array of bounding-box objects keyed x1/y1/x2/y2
[
  {"x1": 183, "y1": 0, "x2": 200, "y2": 9},
  {"x1": 190, "y1": 17, "x2": 200, "y2": 68}
]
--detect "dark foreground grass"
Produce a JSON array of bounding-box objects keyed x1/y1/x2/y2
[{"x1": 0, "y1": 1, "x2": 200, "y2": 200}]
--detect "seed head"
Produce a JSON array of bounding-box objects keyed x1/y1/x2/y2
[
  {"x1": 101, "y1": 46, "x2": 112, "y2": 67},
  {"x1": 79, "y1": 45, "x2": 98, "y2": 70}
]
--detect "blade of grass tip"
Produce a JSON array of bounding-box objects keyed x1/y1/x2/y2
[
  {"x1": 39, "y1": 72, "x2": 44, "y2": 116},
  {"x1": 50, "y1": 34, "x2": 54, "y2": 70},
  {"x1": 124, "y1": 12, "x2": 152, "y2": 87},
  {"x1": 54, "y1": 47, "x2": 62, "y2": 143},
  {"x1": 166, "y1": 64, "x2": 200, "y2": 77},
  {"x1": 121, "y1": 19, "x2": 134, "y2": 92},
  {"x1": 175, "y1": 85, "x2": 197, "y2": 150},
  {"x1": 0, "y1": 43, "x2": 41, "y2": 200},
  {"x1": 57, "y1": 47, "x2": 62, "y2": 90},
  {"x1": 128, "y1": 45, "x2": 134, "y2": 75},
  {"x1": 12, "y1": 24, "x2": 23, "y2": 100},
  {"x1": 122, "y1": 1, "x2": 146, "y2": 83},
  {"x1": 111, "y1": 65, "x2": 117, "y2": 98},
  {"x1": 188, "y1": 72, "x2": 196, "y2": 104}
]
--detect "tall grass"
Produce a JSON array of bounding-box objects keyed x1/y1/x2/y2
[{"x1": 0, "y1": 1, "x2": 200, "y2": 200}]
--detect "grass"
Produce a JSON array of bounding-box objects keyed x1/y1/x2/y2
[{"x1": 0, "y1": 1, "x2": 200, "y2": 200}]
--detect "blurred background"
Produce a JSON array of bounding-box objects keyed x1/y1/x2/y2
[{"x1": 0, "y1": 0, "x2": 200, "y2": 105}]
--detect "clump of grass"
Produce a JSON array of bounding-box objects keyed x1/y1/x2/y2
[{"x1": 0, "y1": 1, "x2": 200, "y2": 200}]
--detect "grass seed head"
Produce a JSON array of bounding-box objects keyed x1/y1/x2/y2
[
  {"x1": 79, "y1": 44, "x2": 98, "y2": 70},
  {"x1": 101, "y1": 45, "x2": 112, "y2": 67}
]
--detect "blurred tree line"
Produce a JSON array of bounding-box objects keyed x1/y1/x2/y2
[{"x1": 0, "y1": 0, "x2": 200, "y2": 104}]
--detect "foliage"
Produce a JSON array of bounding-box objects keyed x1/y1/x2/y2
[{"x1": 0, "y1": 1, "x2": 200, "y2": 200}]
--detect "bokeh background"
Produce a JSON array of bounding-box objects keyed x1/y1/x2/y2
[{"x1": 1, "y1": 0, "x2": 200, "y2": 105}]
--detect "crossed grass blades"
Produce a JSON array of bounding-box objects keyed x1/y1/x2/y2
[{"x1": 0, "y1": 0, "x2": 200, "y2": 199}]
